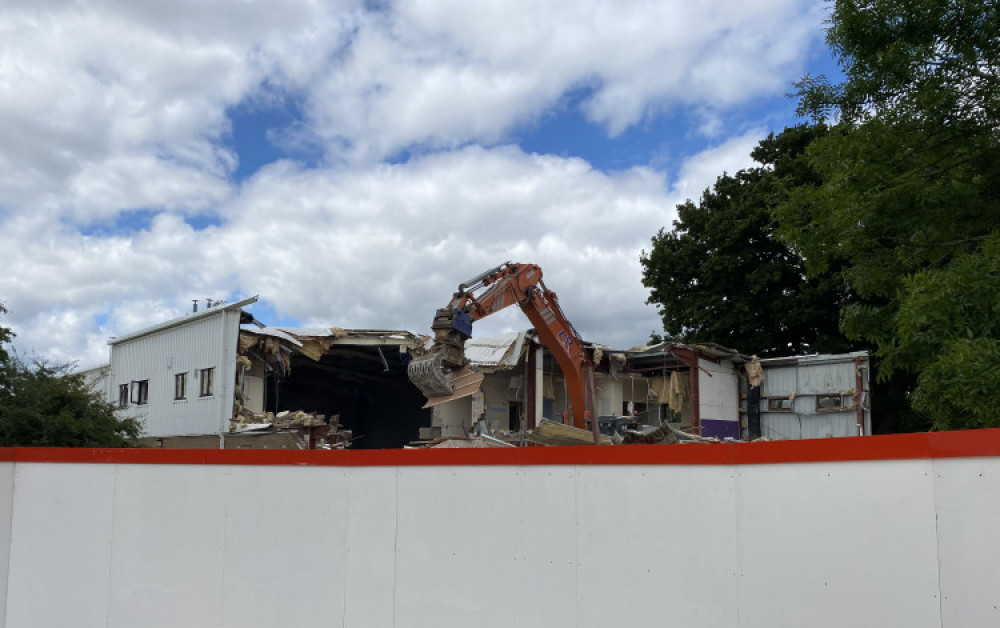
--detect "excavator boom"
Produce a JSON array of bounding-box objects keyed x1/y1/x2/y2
[{"x1": 408, "y1": 262, "x2": 597, "y2": 433}]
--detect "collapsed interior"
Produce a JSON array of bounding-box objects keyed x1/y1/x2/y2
[{"x1": 239, "y1": 329, "x2": 430, "y2": 449}]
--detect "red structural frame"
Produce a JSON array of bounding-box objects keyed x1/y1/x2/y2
[{"x1": 0, "y1": 429, "x2": 998, "y2": 467}]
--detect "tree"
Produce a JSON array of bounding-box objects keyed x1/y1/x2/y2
[
  {"x1": 783, "y1": 0, "x2": 1000, "y2": 429},
  {"x1": 0, "y1": 303, "x2": 12, "y2": 365},
  {"x1": 0, "y1": 305, "x2": 141, "y2": 447},
  {"x1": 641, "y1": 124, "x2": 853, "y2": 357}
]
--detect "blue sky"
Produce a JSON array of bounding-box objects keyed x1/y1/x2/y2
[{"x1": 0, "y1": 0, "x2": 841, "y2": 367}]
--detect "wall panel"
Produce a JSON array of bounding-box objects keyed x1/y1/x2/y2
[{"x1": 1, "y1": 434, "x2": 998, "y2": 628}]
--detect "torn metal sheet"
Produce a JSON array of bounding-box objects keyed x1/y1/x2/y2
[
  {"x1": 420, "y1": 364, "x2": 485, "y2": 408},
  {"x1": 464, "y1": 331, "x2": 527, "y2": 372}
]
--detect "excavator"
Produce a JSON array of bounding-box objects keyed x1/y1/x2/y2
[{"x1": 408, "y1": 262, "x2": 600, "y2": 442}]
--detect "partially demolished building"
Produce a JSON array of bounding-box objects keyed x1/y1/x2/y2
[{"x1": 100, "y1": 296, "x2": 870, "y2": 447}]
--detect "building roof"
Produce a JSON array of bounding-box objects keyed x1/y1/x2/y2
[
  {"x1": 465, "y1": 331, "x2": 527, "y2": 370},
  {"x1": 108, "y1": 296, "x2": 259, "y2": 345},
  {"x1": 758, "y1": 350, "x2": 869, "y2": 367},
  {"x1": 624, "y1": 341, "x2": 750, "y2": 368},
  {"x1": 271, "y1": 327, "x2": 425, "y2": 349}
]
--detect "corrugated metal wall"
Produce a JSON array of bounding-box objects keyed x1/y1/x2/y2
[
  {"x1": 759, "y1": 354, "x2": 870, "y2": 440},
  {"x1": 109, "y1": 311, "x2": 239, "y2": 438}
]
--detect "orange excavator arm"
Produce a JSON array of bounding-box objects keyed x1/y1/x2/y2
[{"x1": 408, "y1": 262, "x2": 597, "y2": 435}]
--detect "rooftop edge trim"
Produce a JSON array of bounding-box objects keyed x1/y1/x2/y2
[{"x1": 108, "y1": 296, "x2": 259, "y2": 346}]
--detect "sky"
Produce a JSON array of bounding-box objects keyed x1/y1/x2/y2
[{"x1": 0, "y1": 0, "x2": 840, "y2": 369}]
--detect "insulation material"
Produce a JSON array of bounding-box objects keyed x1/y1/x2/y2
[
  {"x1": 668, "y1": 371, "x2": 690, "y2": 412},
  {"x1": 747, "y1": 356, "x2": 765, "y2": 387},
  {"x1": 649, "y1": 376, "x2": 669, "y2": 401},
  {"x1": 296, "y1": 336, "x2": 335, "y2": 361}
]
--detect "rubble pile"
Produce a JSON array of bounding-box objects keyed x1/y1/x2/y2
[{"x1": 229, "y1": 410, "x2": 355, "y2": 449}]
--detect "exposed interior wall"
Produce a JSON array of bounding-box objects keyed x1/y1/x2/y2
[
  {"x1": 1, "y1": 450, "x2": 998, "y2": 628},
  {"x1": 593, "y1": 373, "x2": 623, "y2": 418},
  {"x1": 434, "y1": 397, "x2": 473, "y2": 438},
  {"x1": 698, "y1": 358, "x2": 739, "y2": 438},
  {"x1": 480, "y1": 375, "x2": 511, "y2": 433},
  {"x1": 242, "y1": 361, "x2": 266, "y2": 414}
]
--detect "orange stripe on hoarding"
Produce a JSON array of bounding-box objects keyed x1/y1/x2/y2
[{"x1": 1, "y1": 429, "x2": 999, "y2": 467}]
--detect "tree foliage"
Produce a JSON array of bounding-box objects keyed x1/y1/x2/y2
[
  {"x1": 0, "y1": 303, "x2": 12, "y2": 365},
  {"x1": 783, "y1": 0, "x2": 1000, "y2": 429},
  {"x1": 0, "y1": 304, "x2": 141, "y2": 447},
  {"x1": 641, "y1": 124, "x2": 853, "y2": 357}
]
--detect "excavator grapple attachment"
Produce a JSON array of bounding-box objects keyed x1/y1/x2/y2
[{"x1": 407, "y1": 353, "x2": 455, "y2": 398}]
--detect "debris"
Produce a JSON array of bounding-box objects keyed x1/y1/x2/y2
[
  {"x1": 417, "y1": 364, "x2": 485, "y2": 408},
  {"x1": 526, "y1": 419, "x2": 613, "y2": 446},
  {"x1": 622, "y1": 424, "x2": 680, "y2": 445},
  {"x1": 428, "y1": 436, "x2": 514, "y2": 449}
]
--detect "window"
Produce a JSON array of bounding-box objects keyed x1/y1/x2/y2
[
  {"x1": 174, "y1": 372, "x2": 187, "y2": 400},
  {"x1": 199, "y1": 367, "x2": 214, "y2": 397},
  {"x1": 816, "y1": 394, "x2": 851, "y2": 412},
  {"x1": 767, "y1": 397, "x2": 793, "y2": 412},
  {"x1": 130, "y1": 380, "x2": 149, "y2": 405},
  {"x1": 118, "y1": 384, "x2": 129, "y2": 408}
]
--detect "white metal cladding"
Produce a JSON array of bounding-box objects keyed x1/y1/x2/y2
[
  {"x1": 758, "y1": 366, "x2": 797, "y2": 396},
  {"x1": 761, "y1": 411, "x2": 858, "y2": 440},
  {"x1": 757, "y1": 352, "x2": 870, "y2": 438},
  {"x1": 109, "y1": 307, "x2": 243, "y2": 438},
  {"x1": 2, "y1": 456, "x2": 998, "y2": 627},
  {"x1": 699, "y1": 357, "x2": 739, "y2": 421}
]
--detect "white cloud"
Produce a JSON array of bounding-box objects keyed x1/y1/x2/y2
[
  {"x1": 0, "y1": 0, "x2": 360, "y2": 215},
  {"x1": 0, "y1": 0, "x2": 825, "y2": 368},
  {"x1": 669, "y1": 129, "x2": 764, "y2": 203},
  {"x1": 2, "y1": 140, "x2": 762, "y2": 368},
  {"x1": 306, "y1": 0, "x2": 822, "y2": 160}
]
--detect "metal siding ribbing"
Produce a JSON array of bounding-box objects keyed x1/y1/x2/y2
[
  {"x1": 797, "y1": 363, "x2": 855, "y2": 394},
  {"x1": 760, "y1": 367, "x2": 797, "y2": 396},
  {"x1": 110, "y1": 314, "x2": 228, "y2": 438},
  {"x1": 761, "y1": 413, "x2": 801, "y2": 440}
]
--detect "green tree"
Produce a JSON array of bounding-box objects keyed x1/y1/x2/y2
[
  {"x1": 0, "y1": 303, "x2": 12, "y2": 364},
  {"x1": 784, "y1": 0, "x2": 1000, "y2": 429},
  {"x1": 641, "y1": 124, "x2": 852, "y2": 357},
  {"x1": 0, "y1": 304, "x2": 141, "y2": 447}
]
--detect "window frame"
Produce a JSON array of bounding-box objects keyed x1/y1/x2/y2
[
  {"x1": 199, "y1": 367, "x2": 214, "y2": 397},
  {"x1": 767, "y1": 396, "x2": 793, "y2": 412},
  {"x1": 816, "y1": 394, "x2": 851, "y2": 412},
  {"x1": 118, "y1": 384, "x2": 129, "y2": 408},
  {"x1": 174, "y1": 372, "x2": 187, "y2": 401},
  {"x1": 130, "y1": 379, "x2": 149, "y2": 406}
]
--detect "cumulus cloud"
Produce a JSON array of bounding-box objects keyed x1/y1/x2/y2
[
  {"x1": 0, "y1": 0, "x2": 359, "y2": 217},
  {"x1": 307, "y1": 0, "x2": 823, "y2": 160},
  {"x1": 2, "y1": 140, "x2": 765, "y2": 367},
  {"x1": 0, "y1": 0, "x2": 825, "y2": 368}
]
